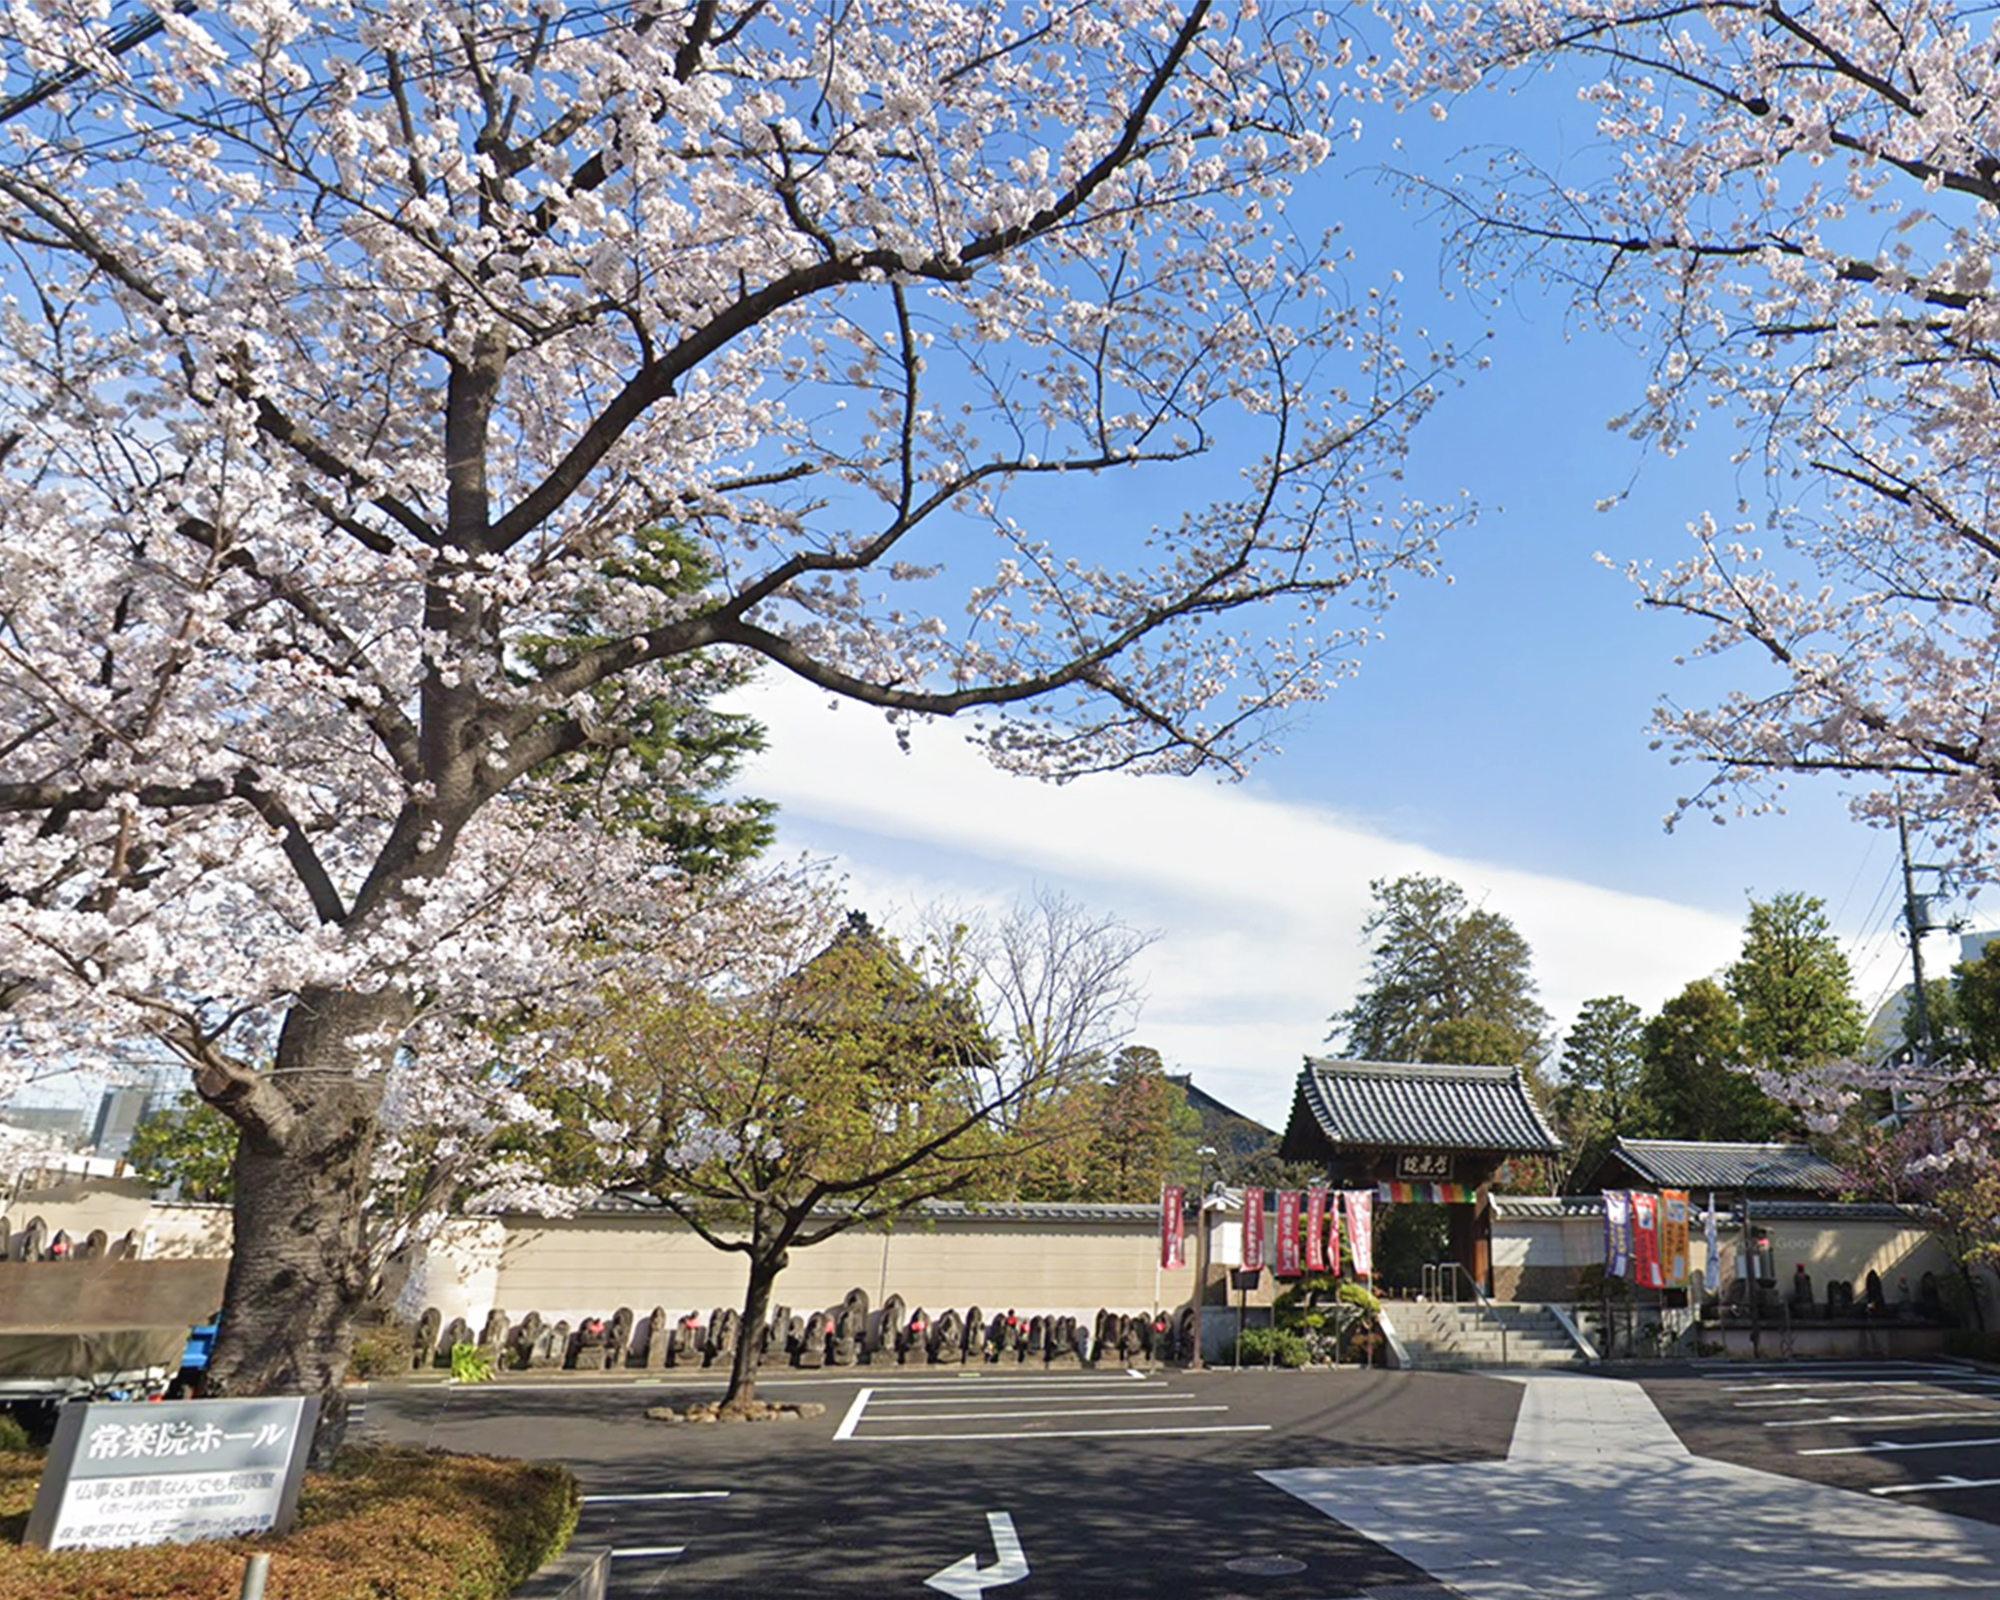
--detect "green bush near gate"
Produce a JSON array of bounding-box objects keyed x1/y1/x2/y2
[
  {"x1": 0, "y1": 1443, "x2": 578, "y2": 1600},
  {"x1": 1222, "y1": 1326, "x2": 1311, "y2": 1367}
]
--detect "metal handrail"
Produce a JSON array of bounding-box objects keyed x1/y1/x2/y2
[{"x1": 1421, "y1": 1260, "x2": 1508, "y2": 1365}]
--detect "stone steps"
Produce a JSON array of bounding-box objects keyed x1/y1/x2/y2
[{"x1": 1388, "y1": 1301, "x2": 1588, "y2": 1371}]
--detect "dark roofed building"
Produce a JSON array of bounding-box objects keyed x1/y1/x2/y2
[
  {"x1": 1280, "y1": 1058, "x2": 1561, "y2": 1177},
  {"x1": 1167, "y1": 1074, "x2": 1277, "y2": 1172},
  {"x1": 1581, "y1": 1138, "x2": 1847, "y2": 1200},
  {"x1": 1279, "y1": 1058, "x2": 1562, "y2": 1291}
]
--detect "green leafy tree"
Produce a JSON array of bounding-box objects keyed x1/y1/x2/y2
[
  {"x1": 1012, "y1": 1046, "x2": 1205, "y2": 1202},
  {"x1": 1726, "y1": 893, "x2": 1867, "y2": 1073},
  {"x1": 524, "y1": 528, "x2": 775, "y2": 876},
  {"x1": 1554, "y1": 996, "x2": 1646, "y2": 1185},
  {"x1": 1637, "y1": 980, "x2": 1789, "y2": 1141},
  {"x1": 127, "y1": 1094, "x2": 239, "y2": 1204},
  {"x1": 1331, "y1": 876, "x2": 1549, "y2": 1066},
  {"x1": 535, "y1": 892, "x2": 1142, "y2": 1408},
  {"x1": 1946, "y1": 943, "x2": 2000, "y2": 1076}
]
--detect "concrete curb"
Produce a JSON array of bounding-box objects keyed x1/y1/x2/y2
[{"x1": 511, "y1": 1544, "x2": 610, "y2": 1600}]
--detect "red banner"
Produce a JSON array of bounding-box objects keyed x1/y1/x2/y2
[
  {"x1": 1326, "y1": 1188, "x2": 1342, "y2": 1277},
  {"x1": 1305, "y1": 1188, "x2": 1328, "y2": 1273},
  {"x1": 1160, "y1": 1185, "x2": 1185, "y2": 1270},
  {"x1": 1631, "y1": 1190, "x2": 1663, "y2": 1290},
  {"x1": 1242, "y1": 1187, "x2": 1266, "y2": 1272},
  {"x1": 1343, "y1": 1189, "x2": 1374, "y2": 1279},
  {"x1": 1274, "y1": 1191, "x2": 1303, "y2": 1276}
]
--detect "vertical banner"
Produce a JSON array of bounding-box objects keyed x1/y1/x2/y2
[
  {"x1": 1326, "y1": 1189, "x2": 1343, "y2": 1277},
  {"x1": 1305, "y1": 1188, "x2": 1329, "y2": 1273},
  {"x1": 1274, "y1": 1191, "x2": 1303, "y2": 1277},
  {"x1": 1630, "y1": 1191, "x2": 1663, "y2": 1290},
  {"x1": 1242, "y1": 1188, "x2": 1266, "y2": 1272},
  {"x1": 1660, "y1": 1189, "x2": 1690, "y2": 1289},
  {"x1": 1703, "y1": 1191, "x2": 1721, "y2": 1293},
  {"x1": 1160, "y1": 1185, "x2": 1186, "y2": 1270},
  {"x1": 1603, "y1": 1189, "x2": 1632, "y2": 1281},
  {"x1": 1343, "y1": 1189, "x2": 1374, "y2": 1279}
]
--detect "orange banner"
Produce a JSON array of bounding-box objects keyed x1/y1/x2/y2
[{"x1": 1661, "y1": 1189, "x2": 1691, "y2": 1289}]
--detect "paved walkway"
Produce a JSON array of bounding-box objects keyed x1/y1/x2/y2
[{"x1": 1263, "y1": 1370, "x2": 2000, "y2": 1600}]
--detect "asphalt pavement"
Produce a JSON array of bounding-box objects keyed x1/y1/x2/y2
[
  {"x1": 365, "y1": 1365, "x2": 1517, "y2": 1600},
  {"x1": 361, "y1": 1358, "x2": 2000, "y2": 1599}
]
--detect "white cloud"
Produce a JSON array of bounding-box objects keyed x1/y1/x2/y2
[{"x1": 728, "y1": 677, "x2": 1755, "y2": 1129}]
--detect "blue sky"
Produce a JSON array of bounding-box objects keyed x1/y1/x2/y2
[
  {"x1": 723, "y1": 46, "x2": 1972, "y2": 1131},
  {"x1": 8, "y1": 21, "x2": 1961, "y2": 1132}
]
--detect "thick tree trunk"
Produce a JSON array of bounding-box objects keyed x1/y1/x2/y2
[
  {"x1": 205, "y1": 990, "x2": 394, "y2": 1465},
  {"x1": 724, "y1": 1242, "x2": 788, "y2": 1409}
]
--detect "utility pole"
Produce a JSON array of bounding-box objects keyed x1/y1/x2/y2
[
  {"x1": 1899, "y1": 813, "x2": 1936, "y2": 1079},
  {"x1": 1188, "y1": 1146, "x2": 1215, "y2": 1371}
]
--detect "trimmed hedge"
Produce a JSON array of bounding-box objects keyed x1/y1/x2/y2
[{"x1": 0, "y1": 1444, "x2": 579, "y2": 1600}]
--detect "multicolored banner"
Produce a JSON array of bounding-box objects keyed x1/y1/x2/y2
[
  {"x1": 1660, "y1": 1189, "x2": 1690, "y2": 1289},
  {"x1": 1375, "y1": 1181, "x2": 1475, "y2": 1204},
  {"x1": 1343, "y1": 1189, "x2": 1374, "y2": 1279},
  {"x1": 1603, "y1": 1189, "x2": 1632, "y2": 1281},
  {"x1": 1160, "y1": 1185, "x2": 1186, "y2": 1270},
  {"x1": 1631, "y1": 1190, "x2": 1663, "y2": 1289},
  {"x1": 1274, "y1": 1190, "x2": 1303, "y2": 1277},
  {"x1": 1305, "y1": 1187, "x2": 1329, "y2": 1273},
  {"x1": 1242, "y1": 1187, "x2": 1266, "y2": 1273}
]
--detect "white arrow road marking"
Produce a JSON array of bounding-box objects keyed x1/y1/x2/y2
[{"x1": 926, "y1": 1511, "x2": 1028, "y2": 1599}]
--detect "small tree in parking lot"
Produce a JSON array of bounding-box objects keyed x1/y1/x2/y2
[{"x1": 527, "y1": 888, "x2": 1145, "y2": 1407}]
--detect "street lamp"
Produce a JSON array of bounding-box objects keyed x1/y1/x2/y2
[{"x1": 1188, "y1": 1144, "x2": 1217, "y2": 1371}]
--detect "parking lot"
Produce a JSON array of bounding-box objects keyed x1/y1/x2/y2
[
  {"x1": 364, "y1": 1367, "x2": 1519, "y2": 1600},
  {"x1": 1638, "y1": 1358, "x2": 2000, "y2": 1523},
  {"x1": 361, "y1": 1358, "x2": 2000, "y2": 1599}
]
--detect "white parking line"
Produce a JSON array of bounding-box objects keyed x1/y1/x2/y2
[
  {"x1": 850, "y1": 1422, "x2": 1272, "y2": 1443},
  {"x1": 1765, "y1": 1410, "x2": 2000, "y2": 1428},
  {"x1": 861, "y1": 1403, "x2": 1231, "y2": 1424},
  {"x1": 611, "y1": 1545, "x2": 687, "y2": 1559},
  {"x1": 1870, "y1": 1475, "x2": 2000, "y2": 1497},
  {"x1": 1724, "y1": 1379, "x2": 2000, "y2": 1393},
  {"x1": 585, "y1": 1490, "x2": 731, "y2": 1503},
  {"x1": 1801, "y1": 1436, "x2": 2000, "y2": 1456},
  {"x1": 844, "y1": 1376, "x2": 1154, "y2": 1391},
  {"x1": 1703, "y1": 1364, "x2": 1964, "y2": 1380},
  {"x1": 868, "y1": 1388, "x2": 1175, "y2": 1407},
  {"x1": 833, "y1": 1387, "x2": 873, "y2": 1442}
]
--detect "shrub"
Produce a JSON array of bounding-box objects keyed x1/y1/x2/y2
[
  {"x1": 450, "y1": 1343, "x2": 494, "y2": 1384},
  {"x1": 346, "y1": 1324, "x2": 412, "y2": 1380},
  {"x1": 0, "y1": 1444, "x2": 579, "y2": 1600},
  {"x1": 0, "y1": 1419, "x2": 29, "y2": 1456},
  {"x1": 1335, "y1": 1281, "x2": 1382, "y2": 1317},
  {"x1": 1223, "y1": 1326, "x2": 1311, "y2": 1368}
]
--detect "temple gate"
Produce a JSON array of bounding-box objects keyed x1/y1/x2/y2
[{"x1": 1277, "y1": 1059, "x2": 1561, "y2": 1293}]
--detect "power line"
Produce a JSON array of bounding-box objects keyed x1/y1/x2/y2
[{"x1": 0, "y1": 3, "x2": 195, "y2": 125}]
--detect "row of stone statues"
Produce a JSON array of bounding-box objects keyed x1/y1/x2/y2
[
  {"x1": 407, "y1": 1291, "x2": 1200, "y2": 1372},
  {"x1": 1, "y1": 1216, "x2": 143, "y2": 1263}
]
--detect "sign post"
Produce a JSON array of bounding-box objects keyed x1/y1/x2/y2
[{"x1": 25, "y1": 1395, "x2": 319, "y2": 1551}]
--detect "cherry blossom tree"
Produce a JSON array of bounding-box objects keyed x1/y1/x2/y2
[
  {"x1": 1389, "y1": 0, "x2": 2000, "y2": 866},
  {"x1": 0, "y1": 0, "x2": 1458, "y2": 1436},
  {"x1": 1759, "y1": 1058, "x2": 1998, "y2": 1323}
]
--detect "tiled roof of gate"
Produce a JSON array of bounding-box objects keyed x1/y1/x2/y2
[
  {"x1": 1489, "y1": 1193, "x2": 1920, "y2": 1223},
  {"x1": 1289, "y1": 1058, "x2": 1562, "y2": 1154},
  {"x1": 1592, "y1": 1139, "x2": 1847, "y2": 1194}
]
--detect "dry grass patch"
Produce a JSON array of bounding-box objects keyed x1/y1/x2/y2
[{"x1": 0, "y1": 1444, "x2": 578, "y2": 1600}]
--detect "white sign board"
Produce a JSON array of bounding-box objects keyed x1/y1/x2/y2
[{"x1": 25, "y1": 1395, "x2": 319, "y2": 1550}]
